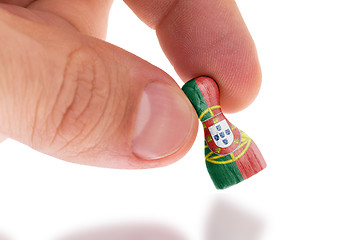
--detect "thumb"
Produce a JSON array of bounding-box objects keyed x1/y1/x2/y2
[
  {"x1": 0, "y1": 133, "x2": 6, "y2": 143},
  {"x1": 0, "y1": 10, "x2": 197, "y2": 168}
]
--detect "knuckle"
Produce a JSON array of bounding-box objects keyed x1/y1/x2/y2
[{"x1": 47, "y1": 46, "x2": 112, "y2": 153}]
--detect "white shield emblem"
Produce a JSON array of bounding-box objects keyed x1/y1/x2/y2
[{"x1": 208, "y1": 119, "x2": 234, "y2": 148}]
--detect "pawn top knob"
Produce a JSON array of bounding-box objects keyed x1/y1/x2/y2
[{"x1": 182, "y1": 76, "x2": 221, "y2": 122}]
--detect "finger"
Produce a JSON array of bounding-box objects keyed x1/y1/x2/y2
[
  {"x1": 0, "y1": 0, "x2": 34, "y2": 6},
  {"x1": 0, "y1": 9, "x2": 197, "y2": 168},
  {"x1": 27, "y1": 0, "x2": 113, "y2": 39},
  {"x1": 0, "y1": 133, "x2": 7, "y2": 143},
  {"x1": 124, "y1": 0, "x2": 262, "y2": 113}
]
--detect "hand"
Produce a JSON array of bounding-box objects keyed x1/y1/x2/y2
[{"x1": 0, "y1": 0, "x2": 261, "y2": 169}]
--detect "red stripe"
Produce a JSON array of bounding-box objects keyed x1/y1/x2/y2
[
  {"x1": 235, "y1": 140, "x2": 266, "y2": 179},
  {"x1": 195, "y1": 76, "x2": 220, "y2": 108}
]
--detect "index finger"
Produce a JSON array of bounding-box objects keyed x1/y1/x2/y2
[{"x1": 124, "y1": 0, "x2": 261, "y2": 113}]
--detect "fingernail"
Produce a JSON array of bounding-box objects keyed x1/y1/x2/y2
[{"x1": 132, "y1": 82, "x2": 195, "y2": 160}]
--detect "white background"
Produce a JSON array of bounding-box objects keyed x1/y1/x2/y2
[{"x1": 1, "y1": 0, "x2": 341, "y2": 239}]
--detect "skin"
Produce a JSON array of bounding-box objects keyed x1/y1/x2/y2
[{"x1": 0, "y1": 0, "x2": 261, "y2": 169}]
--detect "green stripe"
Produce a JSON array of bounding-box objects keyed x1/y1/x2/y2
[
  {"x1": 206, "y1": 161, "x2": 244, "y2": 189},
  {"x1": 204, "y1": 141, "x2": 244, "y2": 189},
  {"x1": 182, "y1": 79, "x2": 210, "y2": 121}
]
